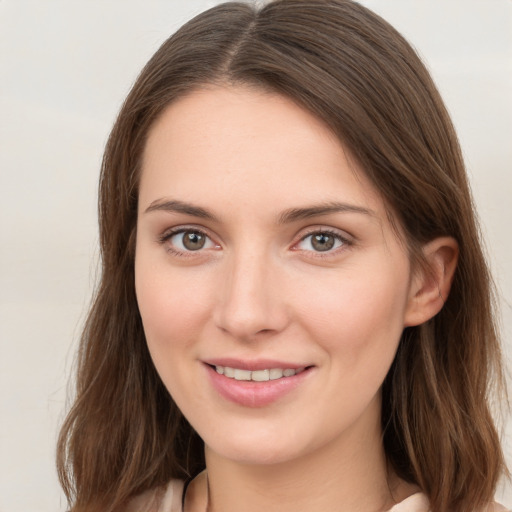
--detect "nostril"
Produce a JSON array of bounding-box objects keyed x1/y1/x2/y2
[{"x1": 256, "y1": 328, "x2": 273, "y2": 335}]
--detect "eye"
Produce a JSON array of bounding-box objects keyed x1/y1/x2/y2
[
  {"x1": 162, "y1": 229, "x2": 218, "y2": 253},
  {"x1": 296, "y1": 231, "x2": 347, "y2": 253}
]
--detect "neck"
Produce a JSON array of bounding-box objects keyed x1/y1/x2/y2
[{"x1": 199, "y1": 398, "x2": 415, "y2": 512}]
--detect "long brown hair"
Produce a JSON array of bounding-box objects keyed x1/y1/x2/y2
[{"x1": 57, "y1": 2, "x2": 507, "y2": 511}]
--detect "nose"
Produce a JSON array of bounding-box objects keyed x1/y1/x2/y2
[{"x1": 213, "y1": 248, "x2": 290, "y2": 341}]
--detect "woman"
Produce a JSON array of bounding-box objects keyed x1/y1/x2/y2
[{"x1": 57, "y1": 1, "x2": 509, "y2": 511}]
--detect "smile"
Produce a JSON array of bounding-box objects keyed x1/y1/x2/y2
[
  {"x1": 206, "y1": 363, "x2": 313, "y2": 407},
  {"x1": 214, "y1": 366, "x2": 306, "y2": 382}
]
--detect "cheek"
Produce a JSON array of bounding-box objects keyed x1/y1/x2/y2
[
  {"x1": 292, "y1": 265, "x2": 410, "y2": 433},
  {"x1": 134, "y1": 259, "x2": 216, "y2": 407},
  {"x1": 134, "y1": 256, "x2": 214, "y2": 352},
  {"x1": 294, "y1": 261, "x2": 410, "y2": 364}
]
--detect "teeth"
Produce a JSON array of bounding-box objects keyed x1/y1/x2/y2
[
  {"x1": 224, "y1": 366, "x2": 235, "y2": 378},
  {"x1": 214, "y1": 365, "x2": 304, "y2": 381},
  {"x1": 269, "y1": 368, "x2": 283, "y2": 380},
  {"x1": 233, "y1": 369, "x2": 251, "y2": 381},
  {"x1": 252, "y1": 369, "x2": 270, "y2": 382}
]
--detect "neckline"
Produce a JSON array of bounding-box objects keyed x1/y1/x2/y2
[
  {"x1": 387, "y1": 492, "x2": 429, "y2": 511},
  {"x1": 181, "y1": 473, "x2": 428, "y2": 512}
]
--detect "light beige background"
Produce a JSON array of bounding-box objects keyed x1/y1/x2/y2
[{"x1": 0, "y1": 1, "x2": 511, "y2": 511}]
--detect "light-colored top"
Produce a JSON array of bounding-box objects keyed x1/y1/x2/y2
[
  {"x1": 131, "y1": 479, "x2": 509, "y2": 512},
  {"x1": 159, "y1": 479, "x2": 184, "y2": 512}
]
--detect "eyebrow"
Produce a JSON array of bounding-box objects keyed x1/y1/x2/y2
[
  {"x1": 277, "y1": 202, "x2": 376, "y2": 224},
  {"x1": 144, "y1": 198, "x2": 375, "y2": 223},
  {"x1": 144, "y1": 199, "x2": 218, "y2": 221}
]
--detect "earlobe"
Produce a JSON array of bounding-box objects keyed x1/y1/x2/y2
[{"x1": 404, "y1": 237, "x2": 459, "y2": 327}]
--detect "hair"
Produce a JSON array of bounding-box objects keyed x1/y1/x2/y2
[{"x1": 57, "y1": 1, "x2": 507, "y2": 511}]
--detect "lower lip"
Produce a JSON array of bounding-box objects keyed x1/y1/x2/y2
[{"x1": 205, "y1": 364, "x2": 313, "y2": 408}]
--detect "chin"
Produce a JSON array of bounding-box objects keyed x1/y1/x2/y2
[
  {"x1": 208, "y1": 442, "x2": 300, "y2": 466},
  {"x1": 201, "y1": 421, "x2": 316, "y2": 467}
]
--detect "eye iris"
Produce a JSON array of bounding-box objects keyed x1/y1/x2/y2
[
  {"x1": 311, "y1": 233, "x2": 335, "y2": 251},
  {"x1": 183, "y1": 231, "x2": 205, "y2": 251}
]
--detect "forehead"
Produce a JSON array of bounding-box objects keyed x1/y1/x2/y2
[
  {"x1": 139, "y1": 85, "x2": 385, "y2": 220},
  {"x1": 143, "y1": 84, "x2": 343, "y2": 167}
]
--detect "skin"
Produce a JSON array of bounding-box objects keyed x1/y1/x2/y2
[{"x1": 134, "y1": 85, "x2": 457, "y2": 512}]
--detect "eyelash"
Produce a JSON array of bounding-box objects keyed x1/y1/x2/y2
[
  {"x1": 157, "y1": 227, "x2": 352, "y2": 258},
  {"x1": 292, "y1": 228, "x2": 352, "y2": 258},
  {"x1": 158, "y1": 227, "x2": 217, "y2": 257}
]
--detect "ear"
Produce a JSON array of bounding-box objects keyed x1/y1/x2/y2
[{"x1": 404, "y1": 237, "x2": 459, "y2": 327}]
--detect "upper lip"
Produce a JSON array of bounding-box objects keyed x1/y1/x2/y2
[{"x1": 203, "y1": 358, "x2": 311, "y2": 371}]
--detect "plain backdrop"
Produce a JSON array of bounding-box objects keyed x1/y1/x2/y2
[{"x1": 0, "y1": 1, "x2": 511, "y2": 511}]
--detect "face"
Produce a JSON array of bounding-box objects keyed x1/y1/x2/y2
[{"x1": 135, "y1": 85, "x2": 418, "y2": 466}]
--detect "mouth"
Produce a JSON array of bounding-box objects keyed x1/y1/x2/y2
[
  {"x1": 204, "y1": 360, "x2": 314, "y2": 407},
  {"x1": 210, "y1": 365, "x2": 307, "y2": 382}
]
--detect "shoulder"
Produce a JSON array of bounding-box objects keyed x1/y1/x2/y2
[
  {"x1": 124, "y1": 480, "x2": 185, "y2": 512},
  {"x1": 389, "y1": 493, "x2": 509, "y2": 512},
  {"x1": 486, "y1": 503, "x2": 510, "y2": 512},
  {"x1": 124, "y1": 488, "x2": 159, "y2": 512}
]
